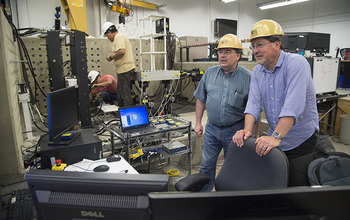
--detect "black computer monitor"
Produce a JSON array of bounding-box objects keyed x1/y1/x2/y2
[
  {"x1": 25, "y1": 169, "x2": 169, "y2": 220},
  {"x1": 214, "y1": 18, "x2": 237, "y2": 38},
  {"x1": 47, "y1": 86, "x2": 79, "y2": 144},
  {"x1": 282, "y1": 32, "x2": 330, "y2": 54},
  {"x1": 148, "y1": 186, "x2": 350, "y2": 220}
]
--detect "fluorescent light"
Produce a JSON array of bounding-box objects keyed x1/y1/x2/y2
[
  {"x1": 258, "y1": 0, "x2": 310, "y2": 10},
  {"x1": 221, "y1": 0, "x2": 237, "y2": 3}
]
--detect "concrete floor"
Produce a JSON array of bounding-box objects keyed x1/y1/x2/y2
[{"x1": 330, "y1": 135, "x2": 350, "y2": 155}]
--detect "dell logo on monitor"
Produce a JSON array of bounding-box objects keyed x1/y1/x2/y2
[{"x1": 81, "y1": 211, "x2": 105, "y2": 218}]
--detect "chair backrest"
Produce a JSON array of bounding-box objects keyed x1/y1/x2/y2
[
  {"x1": 340, "y1": 48, "x2": 350, "y2": 60},
  {"x1": 215, "y1": 138, "x2": 289, "y2": 191}
]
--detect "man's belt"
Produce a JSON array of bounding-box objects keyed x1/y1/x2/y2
[{"x1": 212, "y1": 117, "x2": 244, "y2": 128}]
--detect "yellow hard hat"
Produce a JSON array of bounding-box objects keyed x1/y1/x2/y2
[
  {"x1": 250, "y1": 19, "x2": 285, "y2": 41},
  {"x1": 217, "y1": 34, "x2": 243, "y2": 50}
]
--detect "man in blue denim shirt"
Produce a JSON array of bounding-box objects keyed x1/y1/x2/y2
[
  {"x1": 194, "y1": 34, "x2": 253, "y2": 192},
  {"x1": 232, "y1": 20, "x2": 319, "y2": 163}
]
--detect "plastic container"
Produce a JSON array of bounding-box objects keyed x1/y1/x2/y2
[{"x1": 339, "y1": 114, "x2": 350, "y2": 145}]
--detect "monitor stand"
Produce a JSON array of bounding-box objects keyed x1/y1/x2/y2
[{"x1": 48, "y1": 132, "x2": 81, "y2": 146}]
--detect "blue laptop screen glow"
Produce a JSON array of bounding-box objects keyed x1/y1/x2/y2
[{"x1": 119, "y1": 105, "x2": 149, "y2": 130}]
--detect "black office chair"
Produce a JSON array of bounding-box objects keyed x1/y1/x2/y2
[{"x1": 175, "y1": 137, "x2": 289, "y2": 191}]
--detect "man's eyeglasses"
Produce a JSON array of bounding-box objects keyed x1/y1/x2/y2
[
  {"x1": 250, "y1": 42, "x2": 271, "y2": 50},
  {"x1": 218, "y1": 50, "x2": 236, "y2": 55}
]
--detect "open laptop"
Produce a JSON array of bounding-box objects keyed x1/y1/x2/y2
[{"x1": 118, "y1": 105, "x2": 154, "y2": 133}]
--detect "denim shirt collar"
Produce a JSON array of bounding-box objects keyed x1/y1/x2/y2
[{"x1": 221, "y1": 65, "x2": 240, "y2": 77}]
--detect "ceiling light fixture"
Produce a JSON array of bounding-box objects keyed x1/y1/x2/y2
[
  {"x1": 258, "y1": 0, "x2": 310, "y2": 10},
  {"x1": 221, "y1": 0, "x2": 237, "y2": 3}
]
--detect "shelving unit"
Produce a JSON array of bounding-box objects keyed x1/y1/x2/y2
[
  {"x1": 139, "y1": 15, "x2": 168, "y2": 71},
  {"x1": 136, "y1": 15, "x2": 181, "y2": 106}
]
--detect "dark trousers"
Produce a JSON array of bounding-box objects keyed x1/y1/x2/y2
[
  {"x1": 284, "y1": 132, "x2": 317, "y2": 163},
  {"x1": 117, "y1": 69, "x2": 134, "y2": 107},
  {"x1": 101, "y1": 91, "x2": 118, "y2": 105}
]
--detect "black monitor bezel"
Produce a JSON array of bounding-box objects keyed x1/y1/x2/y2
[
  {"x1": 149, "y1": 186, "x2": 350, "y2": 220},
  {"x1": 25, "y1": 169, "x2": 169, "y2": 220},
  {"x1": 47, "y1": 86, "x2": 79, "y2": 142}
]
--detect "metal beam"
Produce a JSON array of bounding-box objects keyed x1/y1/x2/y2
[
  {"x1": 70, "y1": 30, "x2": 92, "y2": 127},
  {"x1": 46, "y1": 31, "x2": 65, "y2": 91},
  {"x1": 128, "y1": 0, "x2": 157, "y2": 10},
  {"x1": 61, "y1": 0, "x2": 87, "y2": 33}
]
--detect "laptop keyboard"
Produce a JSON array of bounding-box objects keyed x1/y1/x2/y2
[{"x1": 7, "y1": 188, "x2": 37, "y2": 220}]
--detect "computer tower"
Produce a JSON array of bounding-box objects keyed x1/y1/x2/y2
[{"x1": 39, "y1": 129, "x2": 102, "y2": 169}]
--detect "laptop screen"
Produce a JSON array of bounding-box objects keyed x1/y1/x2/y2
[{"x1": 119, "y1": 105, "x2": 150, "y2": 131}]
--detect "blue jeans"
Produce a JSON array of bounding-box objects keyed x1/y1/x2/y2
[
  {"x1": 200, "y1": 120, "x2": 244, "y2": 192},
  {"x1": 102, "y1": 91, "x2": 118, "y2": 105}
]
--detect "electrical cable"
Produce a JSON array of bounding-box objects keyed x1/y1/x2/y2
[
  {"x1": 171, "y1": 33, "x2": 183, "y2": 71},
  {"x1": 30, "y1": 115, "x2": 48, "y2": 133},
  {"x1": 91, "y1": 85, "x2": 103, "y2": 117},
  {"x1": 29, "y1": 134, "x2": 48, "y2": 169},
  {"x1": 8, "y1": 22, "x2": 36, "y2": 105},
  {"x1": 173, "y1": 80, "x2": 199, "y2": 111},
  {"x1": 148, "y1": 81, "x2": 164, "y2": 99},
  {"x1": 166, "y1": 31, "x2": 180, "y2": 70},
  {"x1": 7, "y1": 21, "x2": 51, "y2": 132},
  {"x1": 153, "y1": 79, "x2": 180, "y2": 116},
  {"x1": 166, "y1": 169, "x2": 180, "y2": 177},
  {"x1": 94, "y1": 127, "x2": 106, "y2": 135},
  {"x1": 7, "y1": 19, "x2": 52, "y2": 133},
  {"x1": 16, "y1": 26, "x2": 47, "y2": 99},
  {"x1": 94, "y1": 119, "x2": 119, "y2": 135},
  {"x1": 172, "y1": 77, "x2": 191, "y2": 97},
  {"x1": 125, "y1": 1, "x2": 134, "y2": 23},
  {"x1": 17, "y1": 27, "x2": 41, "y2": 37},
  {"x1": 26, "y1": 102, "x2": 48, "y2": 134}
]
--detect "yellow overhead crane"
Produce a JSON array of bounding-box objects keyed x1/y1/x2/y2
[
  {"x1": 61, "y1": 0, "x2": 87, "y2": 33},
  {"x1": 109, "y1": 0, "x2": 157, "y2": 16},
  {"x1": 61, "y1": 0, "x2": 157, "y2": 33},
  {"x1": 110, "y1": 0, "x2": 131, "y2": 16}
]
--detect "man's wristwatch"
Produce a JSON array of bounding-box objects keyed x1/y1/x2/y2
[
  {"x1": 108, "y1": 55, "x2": 112, "y2": 61},
  {"x1": 272, "y1": 131, "x2": 283, "y2": 140}
]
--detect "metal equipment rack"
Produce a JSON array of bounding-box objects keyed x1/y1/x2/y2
[
  {"x1": 139, "y1": 15, "x2": 168, "y2": 71},
  {"x1": 106, "y1": 115, "x2": 192, "y2": 174}
]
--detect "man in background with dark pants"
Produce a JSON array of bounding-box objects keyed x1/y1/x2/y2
[
  {"x1": 103, "y1": 22, "x2": 135, "y2": 107},
  {"x1": 88, "y1": 70, "x2": 118, "y2": 105}
]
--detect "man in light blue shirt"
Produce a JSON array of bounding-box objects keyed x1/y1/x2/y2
[
  {"x1": 194, "y1": 34, "x2": 253, "y2": 192},
  {"x1": 232, "y1": 20, "x2": 319, "y2": 163}
]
